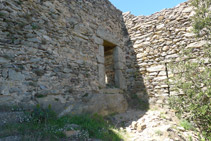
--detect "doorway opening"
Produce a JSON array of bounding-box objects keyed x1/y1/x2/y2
[{"x1": 104, "y1": 40, "x2": 116, "y2": 87}]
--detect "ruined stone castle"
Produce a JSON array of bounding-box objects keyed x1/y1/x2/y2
[{"x1": 0, "y1": 0, "x2": 207, "y2": 116}]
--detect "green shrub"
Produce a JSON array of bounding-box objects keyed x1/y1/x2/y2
[
  {"x1": 169, "y1": 0, "x2": 211, "y2": 139},
  {"x1": 191, "y1": 0, "x2": 211, "y2": 38},
  {"x1": 169, "y1": 46, "x2": 211, "y2": 139},
  {"x1": 180, "y1": 120, "x2": 194, "y2": 131}
]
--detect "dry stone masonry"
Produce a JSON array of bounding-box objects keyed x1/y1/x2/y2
[
  {"x1": 123, "y1": 2, "x2": 209, "y2": 105},
  {"x1": 0, "y1": 0, "x2": 128, "y2": 115},
  {"x1": 0, "y1": 0, "x2": 208, "y2": 115}
]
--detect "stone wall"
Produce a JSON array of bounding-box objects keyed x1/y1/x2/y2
[
  {"x1": 123, "y1": 2, "x2": 208, "y2": 105},
  {"x1": 0, "y1": 0, "x2": 128, "y2": 114},
  {"x1": 0, "y1": 0, "x2": 208, "y2": 113}
]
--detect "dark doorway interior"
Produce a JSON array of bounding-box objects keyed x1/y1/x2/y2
[{"x1": 103, "y1": 40, "x2": 116, "y2": 87}]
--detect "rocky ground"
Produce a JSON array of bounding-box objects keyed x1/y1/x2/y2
[
  {"x1": 0, "y1": 106, "x2": 201, "y2": 141},
  {"x1": 110, "y1": 106, "x2": 200, "y2": 141}
]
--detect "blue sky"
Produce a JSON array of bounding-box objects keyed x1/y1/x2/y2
[{"x1": 109, "y1": 0, "x2": 187, "y2": 16}]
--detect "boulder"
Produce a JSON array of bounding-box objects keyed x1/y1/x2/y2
[
  {"x1": 84, "y1": 94, "x2": 128, "y2": 116},
  {"x1": 36, "y1": 92, "x2": 128, "y2": 117},
  {"x1": 58, "y1": 93, "x2": 128, "y2": 117}
]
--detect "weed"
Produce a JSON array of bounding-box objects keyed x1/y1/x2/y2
[
  {"x1": 16, "y1": 1, "x2": 22, "y2": 5},
  {"x1": 34, "y1": 93, "x2": 47, "y2": 98},
  {"x1": 180, "y1": 120, "x2": 194, "y2": 131},
  {"x1": 32, "y1": 24, "x2": 40, "y2": 30},
  {"x1": 0, "y1": 12, "x2": 4, "y2": 18},
  {"x1": 189, "y1": 135, "x2": 193, "y2": 141},
  {"x1": 160, "y1": 112, "x2": 167, "y2": 119},
  {"x1": 155, "y1": 130, "x2": 163, "y2": 136}
]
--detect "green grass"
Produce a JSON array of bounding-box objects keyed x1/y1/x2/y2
[
  {"x1": 159, "y1": 112, "x2": 167, "y2": 119},
  {"x1": 180, "y1": 119, "x2": 194, "y2": 131},
  {"x1": 0, "y1": 106, "x2": 122, "y2": 141},
  {"x1": 155, "y1": 130, "x2": 163, "y2": 136},
  {"x1": 59, "y1": 114, "x2": 122, "y2": 140}
]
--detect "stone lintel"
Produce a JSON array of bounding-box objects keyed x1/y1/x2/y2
[{"x1": 97, "y1": 26, "x2": 120, "y2": 46}]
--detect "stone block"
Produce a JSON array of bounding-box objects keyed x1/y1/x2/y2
[
  {"x1": 158, "y1": 71, "x2": 166, "y2": 76},
  {"x1": 93, "y1": 35, "x2": 103, "y2": 45},
  {"x1": 187, "y1": 40, "x2": 207, "y2": 48},
  {"x1": 98, "y1": 64, "x2": 105, "y2": 86},
  {"x1": 58, "y1": 94, "x2": 128, "y2": 117},
  {"x1": 98, "y1": 45, "x2": 104, "y2": 57},
  {"x1": 72, "y1": 31, "x2": 89, "y2": 40},
  {"x1": 154, "y1": 76, "x2": 168, "y2": 81},
  {"x1": 85, "y1": 94, "x2": 128, "y2": 116},
  {"x1": 0, "y1": 57, "x2": 9, "y2": 64},
  {"x1": 8, "y1": 69, "x2": 25, "y2": 81},
  {"x1": 97, "y1": 26, "x2": 119, "y2": 46},
  {"x1": 165, "y1": 54, "x2": 178, "y2": 59},
  {"x1": 115, "y1": 70, "x2": 126, "y2": 90},
  {"x1": 114, "y1": 61, "x2": 124, "y2": 70},
  {"x1": 113, "y1": 47, "x2": 125, "y2": 63},
  {"x1": 183, "y1": 7, "x2": 193, "y2": 13},
  {"x1": 147, "y1": 65, "x2": 165, "y2": 72},
  {"x1": 64, "y1": 130, "x2": 80, "y2": 138},
  {"x1": 97, "y1": 55, "x2": 104, "y2": 64},
  {"x1": 184, "y1": 33, "x2": 195, "y2": 37},
  {"x1": 156, "y1": 24, "x2": 165, "y2": 30}
]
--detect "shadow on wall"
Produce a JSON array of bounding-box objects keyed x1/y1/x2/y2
[
  {"x1": 0, "y1": 0, "x2": 149, "y2": 117},
  {"x1": 121, "y1": 14, "x2": 149, "y2": 111},
  {"x1": 102, "y1": 13, "x2": 150, "y2": 129}
]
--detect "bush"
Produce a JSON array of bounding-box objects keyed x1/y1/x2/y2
[
  {"x1": 169, "y1": 0, "x2": 210, "y2": 139},
  {"x1": 191, "y1": 0, "x2": 211, "y2": 39},
  {"x1": 180, "y1": 119, "x2": 194, "y2": 131},
  {"x1": 169, "y1": 45, "x2": 211, "y2": 139}
]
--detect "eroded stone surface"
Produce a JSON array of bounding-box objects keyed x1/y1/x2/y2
[{"x1": 0, "y1": 0, "x2": 127, "y2": 114}]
